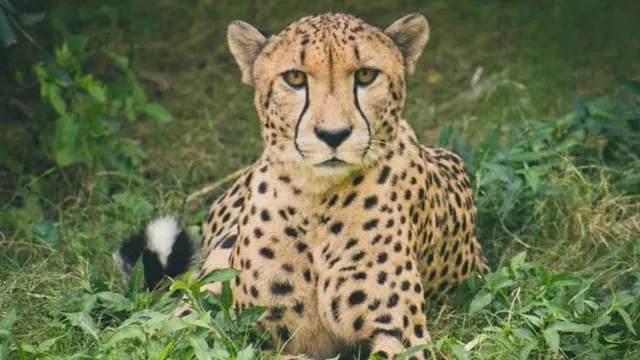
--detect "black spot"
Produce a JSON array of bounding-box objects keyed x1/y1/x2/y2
[
  {"x1": 281, "y1": 263, "x2": 294, "y2": 273},
  {"x1": 414, "y1": 324, "x2": 424, "y2": 338},
  {"x1": 363, "y1": 219, "x2": 379, "y2": 231},
  {"x1": 345, "y1": 238, "x2": 358, "y2": 250},
  {"x1": 395, "y1": 265, "x2": 403, "y2": 276},
  {"x1": 387, "y1": 293, "x2": 399, "y2": 308},
  {"x1": 254, "y1": 228, "x2": 264, "y2": 238},
  {"x1": 353, "y1": 316, "x2": 365, "y2": 331},
  {"x1": 373, "y1": 327, "x2": 403, "y2": 341},
  {"x1": 342, "y1": 192, "x2": 357, "y2": 207},
  {"x1": 303, "y1": 269, "x2": 312, "y2": 283},
  {"x1": 348, "y1": 290, "x2": 367, "y2": 306},
  {"x1": 440, "y1": 265, "x2": 449, "y2": 277},
  {"x1": 330, "y1": 222, "x2": 343, "y2": 234},
  {"x1": 414, "y1": 283, "x2": 422, "y2": 293},
  {"x1": 284, "y1": 227, "x2": 298, "y2": 238},
  {"x1": 378, "y1": 166, "x2": 391, "y2": 184},
  {"x1": 232, "y1": 197, "x2": 244, "y2": 208},
  {"x1": 352, "y1": 175, "x2": 364, "y2": 186},
  {"x1": 377, "y1": 252, "x2": 388, "y2": 264},
  {"x1": 352, "y1": 251, "x2": 366, "y2": 262},
  {"x1": 331, "y1": 296, "x2": 341, "y2": 321},
  {"x1": 277, "y1": 326, "x2": 290, "y2": 341},
  {"x1": 250, "y1": 286, "x2": 259, "y2": 298},
  {"x1": 377, "y1": 271, "x2": 388, "y2": 284},
  {"x1": 293, "y1": 301, "x2": 305, "y2": 315},
  {"x1": 270, "y1": 281, "x2": 294, "y2": 295},
  {"x1": 375, "y1": 314, "x2": 392, "y2": 324},
  {"x1": 266, "y1": 306, "x2": 284, "y2": 321},
  {"x1": 363, "y1": 195, "x2": 378, "y2": 209},
  {"x1": 401, "y1": 280, "x2": 411, "y2": 291},
  {"x1": 353, "y1": 272, "x2": 367, "y2": 280},
  {"x1": 258, "y1": 182, "x2": 268, "y2": 194},
  {"x1": 369, "y1": 299, "x2": 381, "y2": 310},
  {"x1": 260, "y1": 209, "x2": 271, "y2": 222},
  {"x1": 294, "y1": 241, "x2": 308, "y2": 253},
  {"x1": 220, "y1": 235, "x2": 237, "y2": 249},
  {"x1": 328, "y1": 195, "x2": 339, "y2": 207},
  {"x1": 259, "y1": 247, "x2": 274, "y2": 259}
]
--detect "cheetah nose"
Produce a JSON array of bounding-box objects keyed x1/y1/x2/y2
[{"x1": 314, "y1": 126, "x2": 352, "y2": 149}]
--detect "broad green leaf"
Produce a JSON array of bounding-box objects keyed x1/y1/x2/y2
[
  {"x1": 65, "y1": 34, "x2": 89, "y2": 56},
  {"x1": 143, "y1": 103, "x2": 173, "y2": 122},
  {"x1": 510, "y1": 251, "x2": 527, "y2": 271},
  {"x1": 169, "y1": 279, "x2": 188, "y2": 294},
  {"x1": 0, "y1": 8, "x2": 16, "y2": 47},
  {"x1": 127, "y1": 256, "x2": 145, "y2": 298},
  {"x1": 63, "y1": 312, "x2": 100, "y2": 340},
  {"x1": 548, "y1": 321, "x2": 592, "y2": 333},
  {"x1": 437, "y1": 123, "x2": 454, "y2": 147},
  {"x1": 20, "y1": 12, "x2": 45, "y2": 26},
  {"x1": 200, "y1": 268, "x2": 240, "y2": 285},
  {"x1": 518, "y1": 339, "x2": 537, "y2": 360},
  {"x1": 238, "y1": 306, "x2": 267, "y2": 324},
  {"x1": 615, "y1": 308, "x2": 637, "y2": 336},
  {"x1": 48, "y1": 85, "x2": 67, "y2": 115},
  {"x1": 593, "y1": 314, "x2": 611, "y2": 328},
  {"x1": 512, "y1": 327, "x2": 535, "y2": 340},
  {"x1": 32, "y1": 219, "x2": 59, "y2": 246},
  {"x1": 483, "y1": 162, "x2": 515, "y2": 183},
  {"x1": 235, "y1": 345, "x2": 256, "y2": 360},
  {"x1": 104, "y1": 324, "x2": 146, "y2": 348},
  {"x1": 131, "y1": 80, "x2": 148, "y2": 104},
  {"x1": 53, "y1": 114, "x2": 81, "y2": 166},
  {"x1": 42, "y1": 52, "x2": 75, "y2": 86},
  {"x1": 0, "y1": 307, "x2": 17, "y2": 330},
  {"x1": 221, "y1": 280, "x2": 233, "y2": 311},
  {"x1": 522, "y1": 314, "x2": 543, "y2": 328},
  {"x1": 37, "y1": 336, "x2": 62, "y2": 353},
  {"x1": 111, "y1": 191, "x2": 153, "y2": 215},
  {"x1": 469, "y1": 291, "x2": 493, "y2": 315},
  {"x1": 186, "y1": 333, "x2": 212, "y2": 360},
  {"x1": 450, "y1": 343, "x2": 470, "y2": 360},
  {"x1": 88, "y1": 84, "x2": 106, "y2": 103},
  {"x1": 543, "y1": 328, "x2": 559, "y2": 353}
]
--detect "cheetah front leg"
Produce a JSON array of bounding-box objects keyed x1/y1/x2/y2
[{"x1": 317, "y1": 252, "x2": 432, "y2": 360}]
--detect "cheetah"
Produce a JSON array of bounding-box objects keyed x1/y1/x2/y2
[{"x1": 115, "y1": 12, "x2": 489, "y2": 360}]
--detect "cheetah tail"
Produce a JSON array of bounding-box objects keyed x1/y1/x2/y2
[{"x1": 112, "y1": 216, "x2": 194, "y2": 291}]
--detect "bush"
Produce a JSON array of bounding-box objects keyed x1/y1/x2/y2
[{"x1": 0, "y1": 1, "x2": 172, "y2": 176}]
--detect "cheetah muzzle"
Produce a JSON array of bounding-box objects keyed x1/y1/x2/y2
[{"x1": 115, "y1": 12, "x2": 489, "y2": 360}]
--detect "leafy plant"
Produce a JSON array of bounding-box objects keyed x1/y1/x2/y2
[{"x1": 1, "y1": 1, "x2": 173, "y2": 176}]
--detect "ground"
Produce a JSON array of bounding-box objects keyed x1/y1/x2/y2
[{"x1": 1, "y1": 0, "x2": 639, "y2": 359}]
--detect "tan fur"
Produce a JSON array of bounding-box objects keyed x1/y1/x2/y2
[{"x1": 189, "y1": 13, "x2": 488, "y2": 360}]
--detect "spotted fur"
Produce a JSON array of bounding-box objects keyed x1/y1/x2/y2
[{"x1": 128, "y1": 12, "x2": 489, "y2": 360}]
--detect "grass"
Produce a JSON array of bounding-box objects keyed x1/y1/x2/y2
[{"x1": 1, "y1": 0, "x2": 640, "y2": 358}]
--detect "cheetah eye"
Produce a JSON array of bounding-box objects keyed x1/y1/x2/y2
[
  {"x1": 354, "y1": 68, "x2": 379, "y2": 87},
  {"x1": 282, "y1": 70, "x2": 307, "y2": 89}
]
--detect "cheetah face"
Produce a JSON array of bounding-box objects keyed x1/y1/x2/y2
[{"x1": 227, "y1": 13, "x2": 429, "y2": 179}]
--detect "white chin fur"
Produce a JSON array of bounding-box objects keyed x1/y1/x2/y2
[{"x1": 146, "y1": 216, "x2": 181, "y2": 268}]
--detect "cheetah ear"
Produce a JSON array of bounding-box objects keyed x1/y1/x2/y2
[
  {"x1": 227, "y1": 20, "x2": 269, "y2": 86},
  {"x1": 384, "y1": 13, "x2": 430, "y2": 75}
]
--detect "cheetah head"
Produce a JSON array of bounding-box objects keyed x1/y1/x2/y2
[{"x1": 227, "y1": 13, "x2": 429, "y2": 179}]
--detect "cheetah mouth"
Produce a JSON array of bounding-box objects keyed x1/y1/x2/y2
[{"x1": 317, "y1": 157, "x2": 348, "y2": 168}]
